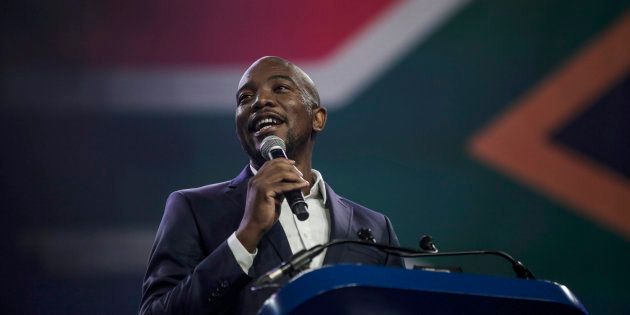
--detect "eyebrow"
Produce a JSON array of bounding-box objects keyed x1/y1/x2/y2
[
  {"x1": 267, "y1": 75, "x2": 298, "y2": 85},
  {"x1": 236, "y1": 74, "x2": 299, "y2": 99}
]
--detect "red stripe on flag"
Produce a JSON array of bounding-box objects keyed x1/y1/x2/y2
[{"x1": 80, "y1": 0, "x2": 398, "y2": 66}]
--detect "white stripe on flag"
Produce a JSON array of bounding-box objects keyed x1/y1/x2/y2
[{"x1": 4, "y1": 0, "x2": 469, "y2": 113}]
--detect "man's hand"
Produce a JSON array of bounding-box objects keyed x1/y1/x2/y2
[{"x1": 236, "y1": 159, "x2": 309, "y2": 253}]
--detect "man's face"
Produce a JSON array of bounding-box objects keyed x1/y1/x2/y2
[{"x1": 235, "y1": 59, "x2": 317, "y2": 164}]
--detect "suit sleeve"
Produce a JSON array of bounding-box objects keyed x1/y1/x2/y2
[
  {"x1": 384, "y1": 215, "x2": 405, "y2": 268},
  {"x1": 140, "y1": 192, "x2": 251, "y2": 315}
]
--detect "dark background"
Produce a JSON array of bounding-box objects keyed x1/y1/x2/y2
[{"x1": 2, "y1": 0, "x2": 629, "y2": 314}]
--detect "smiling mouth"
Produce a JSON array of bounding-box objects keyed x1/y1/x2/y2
[{"x1": 252, "y1": 117, "x2": 284, "y2": 133}]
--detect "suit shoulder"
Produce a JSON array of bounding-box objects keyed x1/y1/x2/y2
[
  {"x1": 338, "y1": 195, "x2": 388, "y2": 221},
  {"x1": 171, "y1": 180, "x2": 232, "y2": 201}
]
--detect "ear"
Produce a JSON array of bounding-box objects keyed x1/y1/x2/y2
[{"x1": 312, "y1": 106, "x2": 327, "y2": 132}]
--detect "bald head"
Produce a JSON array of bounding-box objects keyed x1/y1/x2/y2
[{"x1": 238, "y1": 56, "x2": 321, "y2": 111}]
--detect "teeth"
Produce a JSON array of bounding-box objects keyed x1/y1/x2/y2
[{"x1": 255, "y1": 117, "x2": 280, "y2": 131}]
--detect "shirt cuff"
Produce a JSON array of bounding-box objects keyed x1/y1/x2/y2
[{"x1": 227, "y1": 232, "x2": 258, "y2": 274}]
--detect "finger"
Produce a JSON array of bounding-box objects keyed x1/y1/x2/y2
[
  {"x1": 263, "y1": 170, "x2": 307, "y2": 185},
  {"x1": 257, "y1": 163, "x2": 305, "y2": 180},
  {"x1": 269, "y1": 181, "x2": 310, "y2": 196},
  {"x1": 292, "y1": 165, "x2": 303, "y2": 177},
  {"x1": 261, "y1": 162, "x2": 301, "y2": 175},
  {"x1": 261, "y1": 157, "x2": 293, "y2": 165},
  {"x1": 259, "y1": 159, "x2": 297, "y2": 173}
]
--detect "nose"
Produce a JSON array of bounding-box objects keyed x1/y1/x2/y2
[{"x1": 252, "y1": 89, "x2": 275, "y2": 111}]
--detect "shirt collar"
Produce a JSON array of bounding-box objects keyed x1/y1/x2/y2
[{"x1": 249, "y1": 163, "x2": 327, "y2": 204}]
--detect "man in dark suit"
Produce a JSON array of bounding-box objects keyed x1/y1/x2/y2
[{"x1": 140, "y1": 56, "x2": 404, "y2": 315}]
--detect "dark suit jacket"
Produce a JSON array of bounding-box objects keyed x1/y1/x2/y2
[{"x1": 140, "y1": 167, "x2": 403, "y2": 315}]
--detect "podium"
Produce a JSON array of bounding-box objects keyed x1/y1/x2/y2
[{"x1": 258, "y1": 264, "x2": 587, "y2": 315}]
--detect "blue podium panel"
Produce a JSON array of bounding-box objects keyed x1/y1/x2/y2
[{"x1": 259, "y1": 265, "x2": 587, "y2": 315}]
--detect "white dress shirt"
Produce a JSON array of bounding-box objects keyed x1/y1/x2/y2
[{"x1": 227, "y1": 166, "x2": 330, "y2": 274}]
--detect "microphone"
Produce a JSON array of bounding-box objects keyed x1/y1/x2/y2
[
  {"x1": 255, "y1": 227, "x2": 380, "y2": 287},
  {"x1": 419, "y1": 235, "x2": 438, "y2": 253},
  {"x1": 260, "y1": 136, "x2": 309, "y2": 221},
  {"x1": 253, "y1": 232, "x2": 536, "y2": 288},
  {"x1": 253, "y1": 244, "x2": 325, "y2": 287},
  {"x1": 357, "y1": 228, "x2": 376, "y2": 243},
  {"x1": 412, "y1": 236, "x2": 534, "y2": 280}
]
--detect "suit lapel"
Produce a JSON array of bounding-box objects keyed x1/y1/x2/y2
[
  {"x1": 256, "y1": 221, "x2": 292, "y2": 274},
  {"x1": 226, "y1": 166, "x2": 251, "y2": 207},
  {"x1": 226, "y1": 166, "x2": 292, "y2": 276},
  {"x1": 323, "y1": 183, "x2": 353, "y2": 265}
]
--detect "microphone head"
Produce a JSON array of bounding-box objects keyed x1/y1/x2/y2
[
  {"x1": 419, "y1": 235, "x2": 438, "y2": 253},
  {"x1": 357, "y1": 228, "x2": 376, "y2": 243},
  {"x1": 260, "y1": 136, "x2": 286, "y2": 160}
]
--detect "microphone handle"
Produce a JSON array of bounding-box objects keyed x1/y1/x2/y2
[{"x1": 268, "y1": 148, "x2": 309, "y2": 221}]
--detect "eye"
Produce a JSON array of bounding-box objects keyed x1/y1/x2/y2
[
  {"x1": 238, "y1": 93, "x2": 253, "y2": 105},
  {"x1": 274, "y1": 84, "x2": 290, "y2": 93}
]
